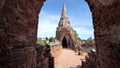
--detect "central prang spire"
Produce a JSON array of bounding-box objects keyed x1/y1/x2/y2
[
  {"x1": 58, "y1": 2, "x2": 71, "y2": 28},
  {"x1": 61, "y1": 3, "x2": 67, "y2": 17}
]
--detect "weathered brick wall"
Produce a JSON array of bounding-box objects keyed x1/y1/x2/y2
[
  {"x1": 50, "y1": 45, "x2": 62, "y2": 62},
  {"x1": 0, "y1": 46, "x2": 36, "y2": 68},
  {"x1": 1, "y1": 0, "x2": 120, "y2": 68},
  {"x1": 85, "y1": 0, "x2": 120, "y2": 68},
  {"x1": 36, "y1": 44, "x2": 62, "y2": 68},
  {"x1": 0, "y1": 0, "x2": 45, "y2": 68},
  {"x1": 36, "y1": 45, "x2": 52, "y2": 68},
  {"x1": 0, "y1": 0, "x2": 45, "y2": 46},
  {"x1": 81, "y1": 52, "x2": 96, "y2": 68}
]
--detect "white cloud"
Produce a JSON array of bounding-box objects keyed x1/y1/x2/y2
[
  {"x1": 74, "y1": 26, "x2": 94, "y2": 39},
  {"x1": 74, "y1": 27, "x2": 93, "y2": 34},
  {"x1": 69, "y1": 15, "x2": 93, "y2": 28},
  {"x1": 37, "y1": 11, "x2": 60, "y2": 38},
  {"x1": 39, "y1": 11, "x2": 60, "y2": 24},
  {"x1": 69, "y1": 15, "x2": 94, "y2": 39}
]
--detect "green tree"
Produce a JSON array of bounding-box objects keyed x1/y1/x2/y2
[
  {"x1": 74, "y1": 30, "x2": 81, "y2": 40},
  {"x1": 37, "y1": 38, "x2": 45, "y2": 45},
  {"x1": 87, "y1": 37, "x2": 94, "y2": 42},
  {"x1": 49, "y1": 37, "x2": 55, "y2": 43}
]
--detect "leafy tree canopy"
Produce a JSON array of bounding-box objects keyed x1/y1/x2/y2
[
  {"x1": 74, "y1": 30, "x2": 81, "y2": 40},
  {"x1": 49, "y1": 37, "x2": 55, "y2": 43},
  {"x1": 87, "y1": 37, "x2": 94, "y2": 42},
  {"x1": 37, "y1": 38, "x2": 45, "y2": 45}
]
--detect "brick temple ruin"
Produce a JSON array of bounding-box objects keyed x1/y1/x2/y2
[
  {"x1": 0, "y1": 0, "x2": 120, "y2": 68},
  {"x1": 56, "y1": 3, "x2": 76, "y2": 48}
]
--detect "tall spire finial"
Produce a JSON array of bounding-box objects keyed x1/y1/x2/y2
[{"x1": 61, "y1": 2, "x2": 67, "y2": 17}]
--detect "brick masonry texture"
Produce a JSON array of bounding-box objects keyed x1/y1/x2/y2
[
  {"x1": 82, "y1": 0, "x2": 120, "y2": 68},
  {"x1": 0, "y1": 0, "x2": 45, "y2": 46},
  {"x1": 0, "y1": 0, "x2": 120, "y2": 68},
  {"x1": 0, "y1": 46, "x2": 36, "y2": 68},
  {"x1": 0, "y1": 0, "x2": 45, "y2": 68},
  {"x1": 50, "y1": 45, "x2": 62, "y2": 63},
  {"x1": 36, "y1": 44, "x2": 62, "y2": 68}
]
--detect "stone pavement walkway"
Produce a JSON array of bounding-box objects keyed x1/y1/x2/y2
[{"x1": 55, "y1": 48, "x2": 88, "y2": 68}]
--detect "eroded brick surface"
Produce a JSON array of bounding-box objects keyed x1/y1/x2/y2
[
  {"x1": 50, "y1": 45, "x2": 62, "y2": 63},
  {"x1": 36, "y1": 44, "x2": 62, "y2": 68},
  {"x1": 0, "y1": 46, "x2": 36, "y2": 68},
  {"x1": 0, "y1": 0, "x2": 45, "y2": 68},
  {"x1": 82, "y1": 0, "x2": 120, "y2": 68},
  {"x1": 0, "y1": 0, "x2": 45, "y2": 46},
  {"x1": 0, "y1": 0, "x2": 120, "y2": 68}
]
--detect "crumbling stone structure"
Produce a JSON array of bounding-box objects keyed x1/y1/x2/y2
[
  {"x1": 56, "y1": 3, "x2": 76, "y2": 48},
  {"x1": 82, "y1": 0, "x2": 120, "y2": 68},
  {"x1": 50, "y1": 45, "x2": 62, "y2": 63},
  {"x1": 82, "y1": 52, "x2": 96, "y2": 68},
  {"x1": 0, "y1": 0, "x2": 45, "y2": 47},
  {"x1": 36, "y1": 44, "x2": 62, "y2": 68},
  {"x1": 0, "y1": 46, "x2": 36, "y2": 68},
  {"x1": 0, "y1": 0, "x2": 46, "y2": 68},
  {"x1": 0, "y1": 0, "x2": 120, "y2": 68}
]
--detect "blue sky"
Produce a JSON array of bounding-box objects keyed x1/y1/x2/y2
[{"x1": 37, "y1": 0, "x2": 94, "y2": 40}]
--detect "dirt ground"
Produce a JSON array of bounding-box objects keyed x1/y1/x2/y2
[{"x1": 55, "y1": 48, "x2": 88, "y2": 68}]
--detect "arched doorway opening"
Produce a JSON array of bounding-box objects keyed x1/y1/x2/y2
[
  {"x1": 62, "y1": 37, "x2": 67, "y2": 48},
  {"x1": 0, "y1": 0, "x2": 119, "y2": 68}
]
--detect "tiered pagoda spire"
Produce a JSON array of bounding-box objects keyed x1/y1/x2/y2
[
  {"x1": 58, "y1": 3, "x2": 71, "y2": 28},
  {"x1": 61, "y1": 3, "x2": 67, "y2": 17}
]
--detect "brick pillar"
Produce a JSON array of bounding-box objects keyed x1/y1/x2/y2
[
  {"x1": 0, "y1": 0, "x2": 45, "y2": 68},
  {"x1": 86, "y1": 0, "x2": 120, "y2": 67}
]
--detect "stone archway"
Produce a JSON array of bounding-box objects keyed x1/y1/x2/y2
[
  {"x1": 62, "y1": 37, "x2": 68, "y2": 48},
  {"x1": 0, "y1": 0, "x2": 120, "y2": 68}
]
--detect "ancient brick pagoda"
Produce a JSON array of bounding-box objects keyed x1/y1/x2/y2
[{"x1": 56, "y1": 3, "x2": 76, "y2": 48}]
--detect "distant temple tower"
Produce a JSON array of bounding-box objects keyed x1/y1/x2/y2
[{"x1": 56, "y1": 3, "x2": 76, "y2": 48}]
